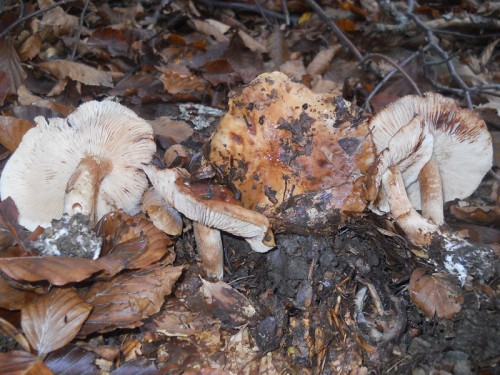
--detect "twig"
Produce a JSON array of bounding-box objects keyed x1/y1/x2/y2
[
  {"x1": 280, "y1": 0, "x2": 290, "y2": 26},
  {"x1": 364, "y1": 49, "x2": 426, "y2": 111},
  {"x1": 407, "y1": 12, "x2": 474, "y2": 109},
  {"x1": 193, "y1": 0, "x2": 293, "y2": 23},
  {"x1": 69, "y1": 0, "x2": 89, "y2": 61},
  {"x1": 363, "y1": 53, "x2": 422, "y2": 96},
  {"x1": 303, "y1": 0, "x2": 363, "y2": 61},
  {"x1": 0, "y1": 0, "x2": 77, "y2": 40},
  {"x1": 254, "y1": 0, "x2": 272, "y2": 29}
]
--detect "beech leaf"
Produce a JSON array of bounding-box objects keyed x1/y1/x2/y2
[
  {"x1": 0, "y1": 116, "x2": 34, "y2": 152},
  {"x1": 37, "y1": 60, "x2": 113, "y2": 87},
  {"x1": 0, "y1": 351, "x2": 52, "y2": 375},
  {"x1": 80, "y1": 264, "x2": 183, "y2": 336},
  {"x1": 409, "y1": 268, "x2": 464, "y2": 319},
  {"x1": 21, "y1": 288, "x2": 93, "y2": 357}
]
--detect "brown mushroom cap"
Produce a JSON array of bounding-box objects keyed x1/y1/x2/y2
[
  {"x1": 0, "y1": 101, "x2": 156, "y2": 231},
  {"x1": 206, "y1": 71, "x2": 374, "y2": 233},
  {"x1": 144, "y1": 165, "x2": 275, "y2": 253},
  {"x1": 370, "y1": 93, "x2": 493, "y2": 208}
]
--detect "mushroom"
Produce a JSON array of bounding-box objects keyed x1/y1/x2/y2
[
  {"x1": 142, "y1": 187, "x2": 183, "y2": 236},
  {"x1": 144, "y1": 165, "x2": 275, "y2": 278},
  {"x1": 205, "y1": 71, "x2": 375, "y2": 234},
  {"x1": 365, "y1": 93, "x2": 493, "y2": 244},
  {"x1": 0, "y1": 100, "x2": 156, "y2": 230}
]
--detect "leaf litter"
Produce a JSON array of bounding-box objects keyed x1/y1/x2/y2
[{"x1": 0, "y1": 0, "x2": 498, "y2": 374}]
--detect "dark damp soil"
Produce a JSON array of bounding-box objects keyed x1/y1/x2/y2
[{"x1": 171, "y1": 216, "x2": 499, "y2": 374}]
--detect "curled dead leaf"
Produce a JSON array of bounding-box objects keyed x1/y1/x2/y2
[
  {"x1": 80, "y1": 264, "x2": 183, "y2": 336},
  {"x1": 37, "y1": 60, "x2": 113, "y2": 87},
  {"x1": 409, "y1": 268, "x2": 464, "y2": 319},
  {"x1": 21, "y1": 288, "x2": 93, "y2": 357},
  {"x1": 0, "y1": 116, "x2": 34, "y2": 152}
]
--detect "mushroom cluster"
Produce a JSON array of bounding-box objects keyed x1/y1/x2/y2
[
  {"x1": 364, "y1": 93, "x2": 493, "y2": 244},
  {"x1": 206, "y1": 71, "x2": 375, "y2": 234},
  {"x1": 0, "y1": 100, "x2": 156, "y2": 230},
  {"x1": 204, "y1": 72, "x2": 493, "y2": 246}
]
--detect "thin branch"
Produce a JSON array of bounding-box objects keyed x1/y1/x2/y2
[
  {"x1": 69, "y1": 0, "x2": 89, "y2": 61},
  {"x1": 193, "y1": 0, "x2": 293, "y2": 23},
  {"x1": 303, "y1": 0, "x2": 363, "y2": 61},
  {"x1": 280, "y1": 0, "x2": 290, "y2": 26},
  {"x1": 364, "y1": 49, "x2": 426, "y2": 111},
  {"x1": 407, "y1": 12, "x2": 474, "y2": 109},
  {"x1": 0, "y1": 0, "x2": 77, "y2": 40},
  {"x1": 363, "y1": 53, "x2": 422, "y2": 97}
]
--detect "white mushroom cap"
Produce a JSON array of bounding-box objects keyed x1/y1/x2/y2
[
  {"x1": 0, "y1": 101, "x2": 156, "y2": 231},
  {"x1": 143, "y1": 165, "x2": 275, "y2": 253},
  {"x1": 370, "y1": 92, "x2": 493, "y2": 208}
]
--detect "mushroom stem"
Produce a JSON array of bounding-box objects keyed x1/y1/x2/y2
[
  {"x1": 418, "y1": 155, "x2": 444, "y2": 225},
  {"x1": 193, "y1": 222, "x2": 224, "y2": 279},
  {"x1": 64, "y1": 156, "x2": 112, "y2": 222},
  {"x1": 383, "y1": 166, "x2": 438, "y2": 246}
]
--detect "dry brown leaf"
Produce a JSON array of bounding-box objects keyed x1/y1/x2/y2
[
  {"x1": 190, "y1": 19, "x2": 229, "y2": 43},
  {"x1": 0, "y1": 71, "x2": 9, "y2": 106},
  {"x1": 17, "y1": 85, "x2": 74, "y2": 116},
  {"x1": 238, "y1": 30, "x2": 267, "y2": 54},
  {"x1": 18, "y1": 34, "x2": 42, "y2": 61},
  {"x1": 45, "y1": 344, "x2": 98, "y2": 374},
  {"x1": 279, "y1": 60, "x2": 306, "y2": 80},
  {"x1": 0, "y1": 39, "x2": 27, "y2": 94},
  {"x1": 148, "y1": 116, "x2": 194, "y2": 144},
  {"x1": 187, "y1": 279, "x2": 257, "y2": 328},
  {"x1": 154, "y1": 309, "x2": 212, "y2": 337},
  {"x1": 0, "y1": 116, "x2": 34, "y2": 152},
  {"x1": 157, "y1": 68, "x2": 207, "y2": 100},
  {"x1": 0, "y1": 351, "x2": 52, "y2": 375},
  {"x1": 409, "y1": 268, "x2": 464, "y2": 319},
  {"x1": 0, "y1": 317, "x2": 31, "y2": 352},
  {"x1": 37, "y1": 60, "x2": 113, "y2": 87},
  {"x1": 39, "y1": 5, "x2": 79, "y2": 36},
  {"x1": 0, "y1": 276, "x2": 36, "y2": 310},
  {"x1": 0, "y1": 256, "x2": 121, "y2": 286},
  {"x1": 80, "y1": 264, "x2": 183, "y2": 336},
  {"x1": 268, "y1": 29, "x2": 290, "y2": 68},
  {"x1": 306, "y1": 46, "x2": 341, "y2": 75},
  {"x1": 95, "y1": 211, "x2": 175, "y2": 269},
  {"x1": 21, "y1": 288, "x2": 92, "y2": 357}
]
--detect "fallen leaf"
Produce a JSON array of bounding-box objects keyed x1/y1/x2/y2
[
  {"x1": 0, "y1": 39, "x2": 26, "y2": 93},
  {"x1": 0, "y1": 197, "x2": 35, "y2": 253},
  {"x1": 190, "y1": 19, "x2": 229, "y2": 43},
  {"x1": 0, "y1": 351, "x2": 52, "y2": 375},
  {"x1": 186, "y1": 278, "x2": 257, "y2": 328},
  {"x1": 268, "y1": 29, "x2": 290, "y2": 68},
  {"x1": 38, "y1": 60, "x2": 113, "y2": 87},
  {"x1": 0, "y1": 116, "x2": 34, "y2": 152},
  {"x1": 95, "y1": 211, "x2": 175, "y2": 269},
  {"x1": 157, "y1": 68, "x2": 207, "y2": 101},
  {"x1": 45, "y1": 344, "x2": 98, "y2": 375},
  {"x1": 238, "y1": 30, "x2": 267, "y2": 54},
  {"x1": 39, "y1": 5, "x2": 79, "y2": 36},
  {"x1": 87, "y1": 27, "x2": 133, "y2": 57},
  {"x1": 148, "y1": 116, "x2": 194, "y2": 144},
  {"x1": 21, "y1": 288, "x2": 93, "y2": 357},
  {"x1": 0, "y1": 276, "x2": 36, "y2": 310},
  {"x1": 306, "y1": 46, "x2": 341, "y2": 75},
  {"x1": 18, "y1": 34, "x2": 42, "y2": 61},
  {"x1": 80, "y1": 264, "x2": 183, "y2": 336},
  {"x1": 0, "y1": 71, "x2": 10, "y2": 106},
  {"x1": 409, "y1": 268, "x2": 464, "y2": 319}
]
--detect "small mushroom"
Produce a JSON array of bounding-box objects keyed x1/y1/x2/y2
[
  {"x1": 141, "y1": 187, "x2": 183, "y2": 236},
  {"x1": 0, "y1": 101, "x2": 156, "y2": 230},
  {"x1": 366, "y1": 93, "x2": 493, "y2": 244},
  {"x1": 144, "y1": 165, "x2": 274, "y2": 252},
  {"x1": 205, "y1": 71, "x2": 375, "y2": 234}
]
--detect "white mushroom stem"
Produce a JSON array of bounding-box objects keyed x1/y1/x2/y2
[
  {"x1": 64, "y1": 156, "x2": 112, "y2": 222},
  {"x1": 418, "y1": 155, "x2": 444, "y2": 225},
  {"x1": 383, "y1": 166, "x2": 438, "y2": 246},
  {"x1": 193, "y1": 223, "x2": 224, "y2": 279}
]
